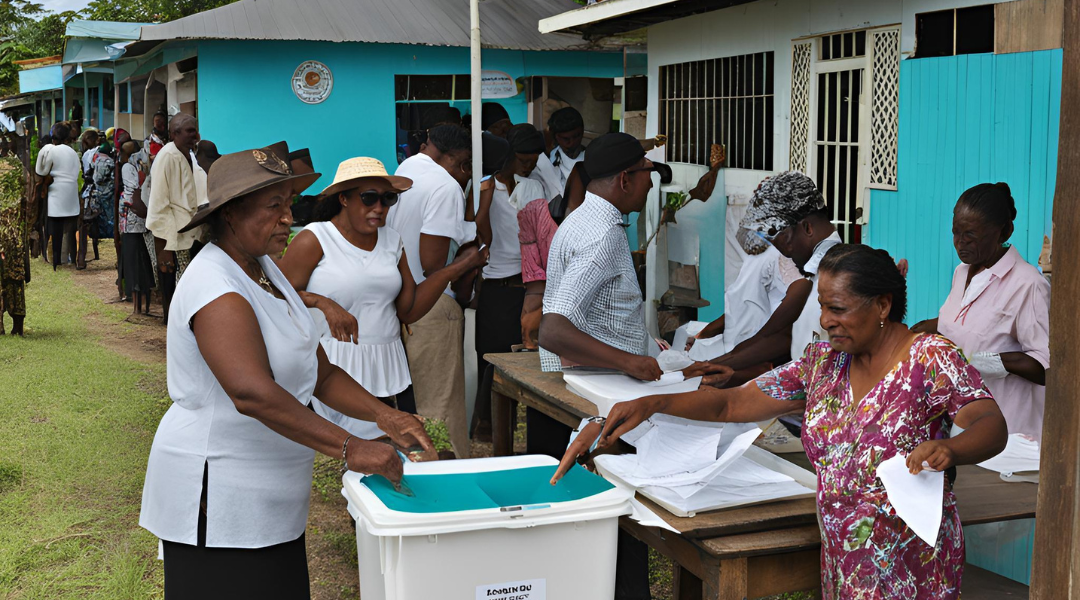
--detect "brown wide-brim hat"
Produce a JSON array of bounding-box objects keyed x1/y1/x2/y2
[
  {"x1": 180, "y1": 140, "x2": 321, "y2": 233},
  {"x1": 318, "y1": 156, "x2": 412, "y2": 198}
]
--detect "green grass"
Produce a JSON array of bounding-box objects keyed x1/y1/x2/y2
[{"x1": 0, "y1": 259, "x2": 169, "y2": 599}]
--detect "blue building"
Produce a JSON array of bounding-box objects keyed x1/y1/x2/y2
[{"x1": 113, "y1": 0, "x2": 646, "y2": 192}]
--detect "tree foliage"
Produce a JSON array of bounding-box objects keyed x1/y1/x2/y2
[
  {"x1": 82, "y1": 0, "x2": 238, "y2": 24},
  {"x1": 0, "y1": 0, "x2": 240, "y2": 96}
]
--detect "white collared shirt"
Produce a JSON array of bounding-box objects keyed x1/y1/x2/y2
[{"x1": 790, "y1": 232, "x2": 843, "y2": 359}]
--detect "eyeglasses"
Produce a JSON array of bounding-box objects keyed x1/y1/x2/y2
[
  {"x1": 624, "y1": 163, "x2": 673, "y2": 184},
  {"x1": 359, "y1": 190, "x2": 399, "y2": 208}
]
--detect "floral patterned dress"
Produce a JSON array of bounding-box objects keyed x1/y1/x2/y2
[{"x1": 756, "y1": 334, "x2": 991, "y2": 599}]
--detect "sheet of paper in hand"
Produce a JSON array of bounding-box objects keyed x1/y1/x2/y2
[{"x1": 876, "y1": 454, "x2": 944, "y2": 547}]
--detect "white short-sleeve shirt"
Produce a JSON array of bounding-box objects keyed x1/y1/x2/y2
[
  {"x1": 140, "y1": 243, "x2": 321, "y2": 549},
  {"x1": 35, "y1": 143, "x2": 81, "y2": 218},
  {"x1": 387, "y1": 153, "x2": 474, "y2": 289}
]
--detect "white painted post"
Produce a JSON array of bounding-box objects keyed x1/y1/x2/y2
[{"x1": 470, "y1": 0, "x2": 482, "y2": 212}]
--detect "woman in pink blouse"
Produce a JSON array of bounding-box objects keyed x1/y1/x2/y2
[
  {"x1": 554, "y1": 244, "x2": 1008, "y2": 600},
  {"x1": 913, "y1": 183, "x2": 1050, "y2": 441}
]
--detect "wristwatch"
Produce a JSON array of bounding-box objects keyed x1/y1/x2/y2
[{"x1": 586, "y1": 416, "x2": 606, "y2": 426}]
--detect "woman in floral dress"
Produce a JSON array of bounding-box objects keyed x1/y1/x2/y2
[{"x1": 556, "y1": 244, "x2": 1009, "y2": 600}]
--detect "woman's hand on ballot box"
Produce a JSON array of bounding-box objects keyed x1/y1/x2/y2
[{"x1": 376, "y1": 412, "x2": 438, "y2": 462}]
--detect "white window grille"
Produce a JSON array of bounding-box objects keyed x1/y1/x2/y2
[
  {"x1": 869, "y1": 28, "x2": 900, "y2": 189},
  {"x1": 658, "y1": 52, "x2": 775, "y2": 169},
  {"x1": 789, "y1": 41, "x2": 813, "y2": 174}
]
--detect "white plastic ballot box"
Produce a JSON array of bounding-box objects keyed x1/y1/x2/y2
[{"x1": 342, "y1": 455, "x2": 634, "y2": 600}]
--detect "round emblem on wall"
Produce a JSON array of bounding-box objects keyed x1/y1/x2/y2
[{"x1": 292, "y1": 60, "x2": 333, "y2": 104}]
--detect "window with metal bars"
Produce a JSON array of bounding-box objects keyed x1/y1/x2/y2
[{"x1": 658, "y1": 52, "x2": 775, "y2": 169}]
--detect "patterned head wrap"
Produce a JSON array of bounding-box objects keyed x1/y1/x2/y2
[{"x1": 743, "y1": 171, "x2": 825, "y2": 238}]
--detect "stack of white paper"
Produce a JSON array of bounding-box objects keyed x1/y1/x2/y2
[
  {"x1": 563, "y1": 371, "x2": 702, "y2": 417},
  {"x1": 564, "y1": 372, "x2": 816, "y2": 516},
  {"x1": 978, "y1": 433, "x2": 1040, "y2": 476}
]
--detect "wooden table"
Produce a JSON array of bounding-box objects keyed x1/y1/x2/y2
[{"x1": 487, "y1": 352, "x2": 1039, "y2": 600}]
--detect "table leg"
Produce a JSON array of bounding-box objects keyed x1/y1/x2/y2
[
  {"x1": 674, "y1": 565, "x2": 703, "y2": 600},
  {"x1": 491, "y1": 389, "x2": 512, "y2": 456},
  {"x1": 698, "y1": 557, "x2": 748, "y2": 600}
]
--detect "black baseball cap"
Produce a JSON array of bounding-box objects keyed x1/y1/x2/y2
[{"x1": 584, "y1": 132, "x2": 672, "y2": 183}]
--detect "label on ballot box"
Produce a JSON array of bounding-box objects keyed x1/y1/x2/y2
[{"x1": 476, "y1": 578, "x2": 546, "y2": 600}]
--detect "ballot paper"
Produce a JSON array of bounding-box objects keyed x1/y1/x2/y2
[
  {"x1": 595, "y1": 446, "x2": 816, "y2": 516},
  {"x1": 689, "y1": 335, "x2": 727, "y2": 361},
  {"x1": 672, "y1": 321, "x2": 708, "y2": 353},
  {"x1": 876, "y1": 454, "x2": 944, "y2": 547},
  {"x1": 563, "y1": 372, "x2": 702, "y2": 417},
  {"x1": 595, "y1": 419, "x2": 762, "y2": 498},
  {"x1": 977, "y1": 433, "x2": 1040, "y2": 476},
  {"x1": 656, "y1": 350, "x2": 695, "y2": 373}
]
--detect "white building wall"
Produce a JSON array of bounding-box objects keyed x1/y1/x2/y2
[{"x1": 639, "y1": 0, "x2": 1015, "y2": 332}]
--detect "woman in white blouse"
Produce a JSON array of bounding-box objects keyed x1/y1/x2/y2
[
  {"x1": 279, "y1": 157, "x2": 487, "y2": 439},
  {"x1": 140, "y1": 143, "x2": 433, "y2": 599}
]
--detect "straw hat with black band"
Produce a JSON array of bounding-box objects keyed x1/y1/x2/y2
[
  {"x1": 318, "y1": 157, "x2": 412, "y2": 199},
  {"x1": 180, "y1": 141, "x2": 321, "y2": 234}
]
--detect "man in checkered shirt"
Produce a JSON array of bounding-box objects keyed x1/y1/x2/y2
[
  {"x1": 539, "y1": 133, "x2": 729, "y2": 382},
  {"x1": 536, "y1": 133, "x2": 730, "y2": 600}
]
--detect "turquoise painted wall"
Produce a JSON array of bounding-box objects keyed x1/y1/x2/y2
[
  {"x1": 197, "y1": 40, "x2": 630, "y2": 192},
  {"x1": 868, "y1": 49, "x2": 1061, "y2": 324}
]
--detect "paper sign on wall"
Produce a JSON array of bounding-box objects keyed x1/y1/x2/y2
[
  {"x1": 481, "y1": 70, "x2": 518, "y2": 99},
  {"x1": 476, "y1": 578, "x2": 546, "y2": 600}
]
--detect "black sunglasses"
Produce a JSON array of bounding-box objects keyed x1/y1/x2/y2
[
  {"x1": 624, "y1": 162, "x2": 673, "y2": 184},
  {"x1": 359, "y1": 190, "x2": 399, "y2": 208}
]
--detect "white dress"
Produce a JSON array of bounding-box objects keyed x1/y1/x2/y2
[
  {"x1": 483, "y1": 175, "x2": 546, "y2": 280},
  {"x1": 140, "y1": 243, "x2": 320, "y2": 549},
  {"x1": 304, "y1": 222, "x2": 412, "y2": 439}
]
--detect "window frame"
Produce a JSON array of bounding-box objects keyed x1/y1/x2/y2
[{"x1": 657, "y1": 51, "x2": 776, "y2": 170}]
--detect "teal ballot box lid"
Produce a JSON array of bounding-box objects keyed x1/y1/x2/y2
[{"x1": 342, "y1": 455, "x2": 634, "y2": 537}]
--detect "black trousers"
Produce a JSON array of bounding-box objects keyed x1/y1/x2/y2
[
  {"x1": 48, "y1": 216, "x2": 77, "y2": 268},
  {"x1": 473, "y1": 279, "x2": 524, "y2": 429},
  {"x1": 162, "y1": 464, "x2": 310, "y2": 599}
]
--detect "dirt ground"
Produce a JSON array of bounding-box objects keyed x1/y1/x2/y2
[{"x1": 67, "y1": 248, "x2": 519, "y2": 600}]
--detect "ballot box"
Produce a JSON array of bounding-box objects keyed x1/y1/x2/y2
[{"x1": 342, "y1": 455, "x2": 634, "y2": 600}]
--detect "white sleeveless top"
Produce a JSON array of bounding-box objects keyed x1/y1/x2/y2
[
  {"x1": 304, "y1": 222, "x2": 412, "y2": 439},
  {"x1": 140, "y1": 243, "x2": 320, "y2": 549},
  {"x1": 484, "y1": 175, "x2": 545, "y2": 279}
]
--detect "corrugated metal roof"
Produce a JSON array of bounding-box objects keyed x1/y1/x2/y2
[
  {"x1": 139, "y1": 0, "x2": 596, "y2": 51},
  {"x1": 66, "y1": 20, "x2": 150, "y2": 41}
]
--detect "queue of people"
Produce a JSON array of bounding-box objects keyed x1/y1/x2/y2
[{"x1": 104, "y1": 97, "x2": 1046, "y2": 599}]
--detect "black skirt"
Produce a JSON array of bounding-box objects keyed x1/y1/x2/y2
[
  {"x1": 162, "y1": 534, "x2": 310, "y2": 600},
  {"x1": 121, "y1": 232, "x2": 155, "y2": 294},
  {"x1": 161, "y1": 464, "x2": 311, "y2": 600}
]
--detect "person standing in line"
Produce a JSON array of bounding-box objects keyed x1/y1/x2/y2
[
  {"x1": 146, "y1": 113, "x2": 209, "y2": 322},
  {"x1": 279, "y1": 157, "x2": 488, "y2": 440},
  {"x1": 481, "y1": 102, "x2": 513, "y2": 139},
  {"x1": 471, "y1": 124, "x2": 547, "y2": 439},
  {"x1": 547, "y1": 107, "x2": 586, "y2": 193},
  {"x1": 34, "y1": 122, "x2": 80, "y2": 272},
  {"x1": 118, "y1": 140, "x2": 155, "y2": 315},
  {"x1": 76, "y1": 128, "x2": 100, "y2": 269},
  {"x1": 386, "y1": 124, "x2": 480, "y2": 459},
  {"x1": 146, "y1": 111, "x2": 168, "y2": 158}
]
